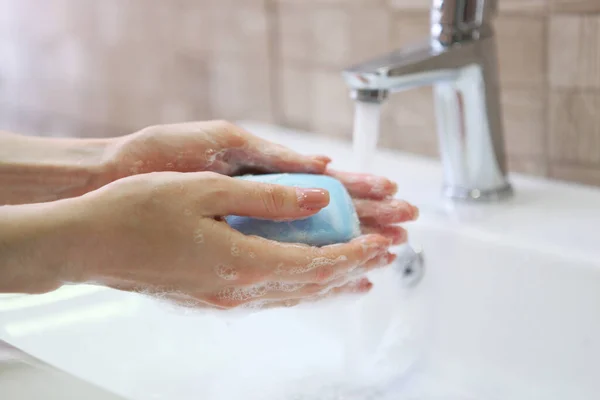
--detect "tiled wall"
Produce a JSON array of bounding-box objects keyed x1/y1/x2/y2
[{"x1": 0, "y1": 0, "x2": 599, "y2": 186}]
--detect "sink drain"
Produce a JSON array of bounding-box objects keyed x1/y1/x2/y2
[{"x1": 396, "y1": 245, "x2": 425, "y2": 288}]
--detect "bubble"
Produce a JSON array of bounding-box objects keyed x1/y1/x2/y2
[
  {"x1": 215, "y1": 265, "x2": 238, "y2": 281},
  {"x1": 240, "y1": 300, "x2": 268, "y2": 310},
  {"x1": 194, "y1": 228, "x2": 205, "y2": 244},
  {"x1": 284, "y1": 299, "x2": 297, "y2": 308},
  {"x1": 204, "y1": 149, "x2": 226, "y2": 167},
  {"x1": 230, "y1": 243, "x2": 240, "y2": 257},
  {"x1": 266, "y1": 282, "x2": 304, "y2": 292},
  {"x1": 249, "y1": 252, "x2": 256, "y2": 259},
  {"x1": 217, "y1": 285, "x2": 269, "y2": 302},
  {"x1": 285, "y1": 255, "x2": 347, "y2": 275}
]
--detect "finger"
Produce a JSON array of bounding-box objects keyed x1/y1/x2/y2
[
  {"x1": 252, "y1": 273, "x2": 364, "y2": 301},
  {"x1": 362, "y1": 251, "x2": 397, "y2": 271},
  {"x1": 251, "y1": 234, "x2": 392, "y2": 283},
  {"x1": 246, "y1": 278, "x2": 374, "y2": 309},
  {"x1": 156, "y1": 293, "x2": 226, "y2": 310},
  {"x1": 201, "y1": 173, "x2": 330, "y2": 220},
  {"x1": 361, "y1": 225, "x2": 408, "y2": 245},
  {"x1": 353, "y1": 198, "x2": 419, "y2": 226},
  {"x1": 236, "y1": 126, "x2": 331, "y2": 174},
  {"x1": 326, "y1": 169, "x2": 397, "y2": 200}
]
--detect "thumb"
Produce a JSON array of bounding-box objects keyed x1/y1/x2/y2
[{"x1": 206, "y1": 176, "x2": 330, "y2": 220}]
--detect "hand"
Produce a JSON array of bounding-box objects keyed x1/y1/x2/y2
[
  {"x1": 65, "y1": 172, "x2": 395, "y2": 309},
  {"x1": 106, "y1": 120, "x2": 330, "y2": 180},
  {"x1": 105, "y1": 120, "x2": 418, "y2": 245},
  {"x1": 326, "y1": 169, "x2": 419, "y2": 246}
]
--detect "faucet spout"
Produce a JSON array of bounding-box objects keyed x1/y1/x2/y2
[
  {"x1": 342, "y1": 0, "x2": 512, "y2": 202},
  {"x1": 343, "y1": 38, "x2": 488, "y2": 93}
]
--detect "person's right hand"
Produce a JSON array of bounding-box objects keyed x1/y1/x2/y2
[{"x1": 61, "y1": 172, "x2": 395, "y2": 310}]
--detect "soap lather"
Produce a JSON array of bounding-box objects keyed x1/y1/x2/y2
[{"x1": 226, "y1": 174, "x2": 361, "y2": 247}]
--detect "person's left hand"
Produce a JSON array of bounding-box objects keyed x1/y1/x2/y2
[{"x1": 104, "y1": 120, "x2": 418, "y2": 245}]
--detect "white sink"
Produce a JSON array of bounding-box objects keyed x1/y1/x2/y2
[{"x1": 1, "y1": 122, "x2": 599, "y2": 399}]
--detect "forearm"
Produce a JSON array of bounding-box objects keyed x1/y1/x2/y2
[
  {"x1": 0, "y1": 200, "x2": 82, "y2": 294},
  {"x1": 0, "y1": 130, "x2": 114, "y2": 205}
]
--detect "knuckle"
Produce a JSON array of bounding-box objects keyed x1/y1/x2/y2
[
  {"x1": 315, "y1": 265, "x2": 335, "y2": 283},
  {"x1": 261, "y1": 188, "x2": 288, "y2": 214},
  {"x1": 213, "y1": 120, "x2": 247, "y2": 147},
  {"x1": 199, "y1": 171, "x2": 225, "y2": 184}
]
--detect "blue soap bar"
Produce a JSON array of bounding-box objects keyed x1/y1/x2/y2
[{"x1": 226, "y1": 174, "x2": 361, "y2": 246}]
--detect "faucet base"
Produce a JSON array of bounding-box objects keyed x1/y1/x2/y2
[{"x1": 443, "y1": 183, "x2": 514, "y2": 202}]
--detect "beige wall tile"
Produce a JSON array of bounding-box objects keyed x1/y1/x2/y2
[
  {"x1": 549, "y1": 165, "x2": 600, "y2": 187},
  {"x1": 208, "y1": 55, "x2": 274, "y2": 122},
  {"x1": 550, "y1": 0, "x2": 600, "y2": 14},
  {"x1": 174, "y1": 1, "x2": 214, "y2": 55},
  {"x1": 548, "y1": 15, "x2": 600, "y2": 89},
  {"x1": 276, "y1": 0, "x2": 387, "y2": 5},
  {"x1": 278, "y1": 63, "x2": 312, "y2": 130},
  {"x1": 501, "y1": 88, "x2": 547, "y2": 157},
  {"x1": 496, "y1": 15, "x2": 547, "y2": 87},
  {"x1": 310, "y1": 69, "x2": 354, "y2": 138},
  {"x1": 507, "y1": 155, "x2": 548, "y2": 176},
  {"x1": 210, "y1": 6, "x2": 270, "y2": 59},
  {"x1": 549, "y1": 89, "x2": 600, "y2": 164},
  {"x1": 209, "y1": 0, "x2": 265, "y2": 7},
  {"x1": 157, "y1": 56, "x2": 212, "y2": 124},
  {"x1": 345, "y1": 7, "x2": 393, "y2": 65},
  {"x1": 500, "y1": 0, "x2": 548, "y2": 15},
  {"x1": 392, "y1": 11, "x2": 430, "y2": 48},
  {"x1": 310, "y1": 8, "x2": 350, "y2": 67},
  {"x1": 387, "y1": 0, "x2": 429, "y2": 11},
  {"x1": 276, "y1": 3, "x2": 310, "y2": 64},
  {"x1": 277, "y1": 4, "x2": 391, "y2": 68},
  {"x1": 379, "y1": 87, "x2": 438, "y2": 158},
  {"x1": 390, "y1": 0, "x2": 548, "y2": 15}
]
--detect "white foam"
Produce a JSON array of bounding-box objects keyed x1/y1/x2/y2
[
  {"x1": 284, "y1": 255, "x2": 348, "y2": 276},
  {"x1": 214, "y1": 265, "x2": 238, "y2": 281},
  {"x1": 217, "y1": 285, "x2": 269, "y2": 302}
]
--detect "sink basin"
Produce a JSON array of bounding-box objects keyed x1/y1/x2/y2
[{"x1": 1, "y1": 122, "x2": 599, "y2": 399}]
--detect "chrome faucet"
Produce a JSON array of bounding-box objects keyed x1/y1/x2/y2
[{"x1": 343, "y1": 0, "x2": 513, "y2": 202}]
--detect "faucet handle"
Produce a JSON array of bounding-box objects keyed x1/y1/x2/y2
[{"x1": 431, "y1": 0, "x2": 496, "y2": 45}]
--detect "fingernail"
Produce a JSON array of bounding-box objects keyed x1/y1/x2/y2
[
  {"x1": 297, "y1": 188, "x2": 330, "y2": 210},
  {"x1": 389, "y1": 181, "x2": 399, "y2": 195},
  {"x1": 386, "y1": 252, "x2": 397, "y2": 264},
  {"x1": 411, "y1": 206, "x2": 420, "y2": 221},
  {"x1": 357, "y1": 278, "x2": 373, "y2": 292}
]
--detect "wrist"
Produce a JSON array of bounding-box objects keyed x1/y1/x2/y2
[
  {"x1": 0, "y1": 199, "x2": 84, "y2": 293},
  {"x1": 0, "y1": 132, "x2": 115, "y2": 204}
]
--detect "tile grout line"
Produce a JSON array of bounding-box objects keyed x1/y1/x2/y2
[
  {"x1": 265, "y1": 0, "x2": 282, "y2": 125},
  {"x1": 542, "y1": 4, "x2": 552, "y2": 178}
]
